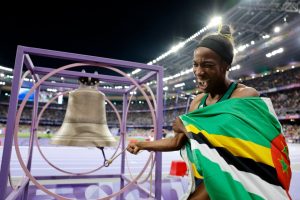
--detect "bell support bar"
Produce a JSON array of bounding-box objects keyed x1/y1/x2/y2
[
  {"x1": 41, "y1": 81, "x2": 126, "y2": 94},
  {"x1": 33, "y1": 66, "x2": 135, "y2": 85},
  {"x1": 21, "y1": 45, "x2": 161, "y2": 71}
]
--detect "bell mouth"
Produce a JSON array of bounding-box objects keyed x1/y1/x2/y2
[{"x1": 51, "y1": 122, "x2": 117, "y2": 147}]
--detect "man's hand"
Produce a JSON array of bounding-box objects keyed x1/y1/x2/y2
[{"x1": 127, "y1": 142, "x2": 142, "y2": 154}]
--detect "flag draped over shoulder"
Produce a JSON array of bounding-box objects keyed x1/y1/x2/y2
[{"x1": 179, "y1": 97, "x2": 291, "y2": 200}]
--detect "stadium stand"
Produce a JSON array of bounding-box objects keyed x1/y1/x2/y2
[{"x1": 0, "y1": 65, "x2": 299, "y2": 142}]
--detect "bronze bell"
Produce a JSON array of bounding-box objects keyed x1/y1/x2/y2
[{"x1": 51, "y1": 78, "x2": 117, "y2": 147}]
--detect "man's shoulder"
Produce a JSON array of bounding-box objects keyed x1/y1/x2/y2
[
  {"x1": 231, "y1": 83, "x2": 260, "y2": 98},
  {"x1": 189, "y1": 93, "x2": 206, "y2": 112}
]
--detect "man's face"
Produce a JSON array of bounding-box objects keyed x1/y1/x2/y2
[{"x1": 193, "y1": 47, "x2": 227, "y2": 93}]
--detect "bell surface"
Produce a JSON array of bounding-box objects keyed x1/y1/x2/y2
[{"x1": 51, "y1": 87, "x2": 117, "y2": 147}]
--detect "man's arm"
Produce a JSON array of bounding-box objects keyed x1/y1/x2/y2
[
  {"x1": 127, "y1": 116, "x2": 188, "y2": 154},
  {"x1": 127, "y1": 131, "x2": 187, "y2": 154},
  {"x1": 188, "y1": 183, "x2": 210, "y2": 200}
]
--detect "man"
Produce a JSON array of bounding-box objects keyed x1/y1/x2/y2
[{"x1": 127, "y1": 25, "x2": 291, "y2": 200}]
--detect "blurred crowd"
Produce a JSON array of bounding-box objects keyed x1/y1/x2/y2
[
  {"x1": 267, "y1": 89, "x2": 300, "y2": 116},
  {"x1": 0, "y1": 67, "x2": 299, "y2": 142},
  {"x1": 282, "y1": 124, "x2": 300, "y2": 143},
  {"x1": 241, "y1": 67, "x2": 300, "y2": 91}
]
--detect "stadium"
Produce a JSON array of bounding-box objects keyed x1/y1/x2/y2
[{"x1": 0, "y1": 0, "x2": 299, "y2": 199}]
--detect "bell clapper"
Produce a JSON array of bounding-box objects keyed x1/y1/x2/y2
[{"x1": 98, "y1": 147, "x2": 109, "y2": 166}]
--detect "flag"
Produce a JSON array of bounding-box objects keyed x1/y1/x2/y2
[{"x1": 179, "y1": 97, "x2": 291, "y2": 200}]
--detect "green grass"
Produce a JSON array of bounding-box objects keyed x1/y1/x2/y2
[{"x1": 0, "y1": 133, "x2": 53, "y2": 138}]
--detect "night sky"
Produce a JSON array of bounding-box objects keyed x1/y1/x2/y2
[{"x1": 0, "y1": 0, "x2": 239, "y2": 69}]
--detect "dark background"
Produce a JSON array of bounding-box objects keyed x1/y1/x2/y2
[{"x1": 0, "y1": 0, "x2": 239, "y2": 69}]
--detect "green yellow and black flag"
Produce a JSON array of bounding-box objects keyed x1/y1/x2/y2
[{"x1": 180, "y1": 97, "x2": 291, "y2": 200}]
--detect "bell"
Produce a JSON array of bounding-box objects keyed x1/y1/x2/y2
[{"x1": 51, "y1": 84, "x2": 117, "y2": 147}]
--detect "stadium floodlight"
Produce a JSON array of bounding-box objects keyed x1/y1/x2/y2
[
  {"x1": 278, "y1": 47, "x2": 284, "y2": 53},
  {"x1": 170, "y1": 42, "x2": 185, "y2": 53},
  {"x1": 274, "y1": 26, "x2": 281, "y2": 33},
  {"x1": 266, "y1": 47, "x2": 284, "y2": 58},
  {"x1": 262, "y1": 35, "x2": 270, "y2": 39},
  {"x1": 174, "y1": 82, "x2": 185, "y2": 88},
  {"x1": 131, "y1": 68, "x2": 141, "y2": 75},
  {"x1": 114, "y1": 86, "x2": 123, "y2": 89},
  {"x1": 207, "y1": 16, "x2": 222, "y2": 28},
  {"x1": 229, "y1": 64, "x2": 240, "y2": 71},
  {"x1": 46, "y1": 88, "x2": 58, "y2": 92},
  {"x1": 0, "y1": 65, "x2": 13, "y2": 72},
  {"x1": 237, "y1": 45, "x2": 246, "y2": 52}
]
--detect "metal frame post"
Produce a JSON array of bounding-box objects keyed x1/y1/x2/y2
[
  {"x1": 0, "y1": 47, "x2": 24, "y2": 199},
  {"x1": 22, "y1": 86, "x2": 40, "y2": 200},
  {"x1": 154, "y1": 68, "x2": 164, "y2": 200},
  {"x1": 120, "y1": 93, "x2": 128, "y2": 200}
]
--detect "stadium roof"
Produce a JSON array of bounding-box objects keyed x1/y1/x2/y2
[{"x1": 138, "y1": 0, "x2": 300, "y2": 93}]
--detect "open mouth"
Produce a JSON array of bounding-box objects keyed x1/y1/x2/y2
[{"x1": 197, "y1": 80, "x2": 208, "y2": 90}]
